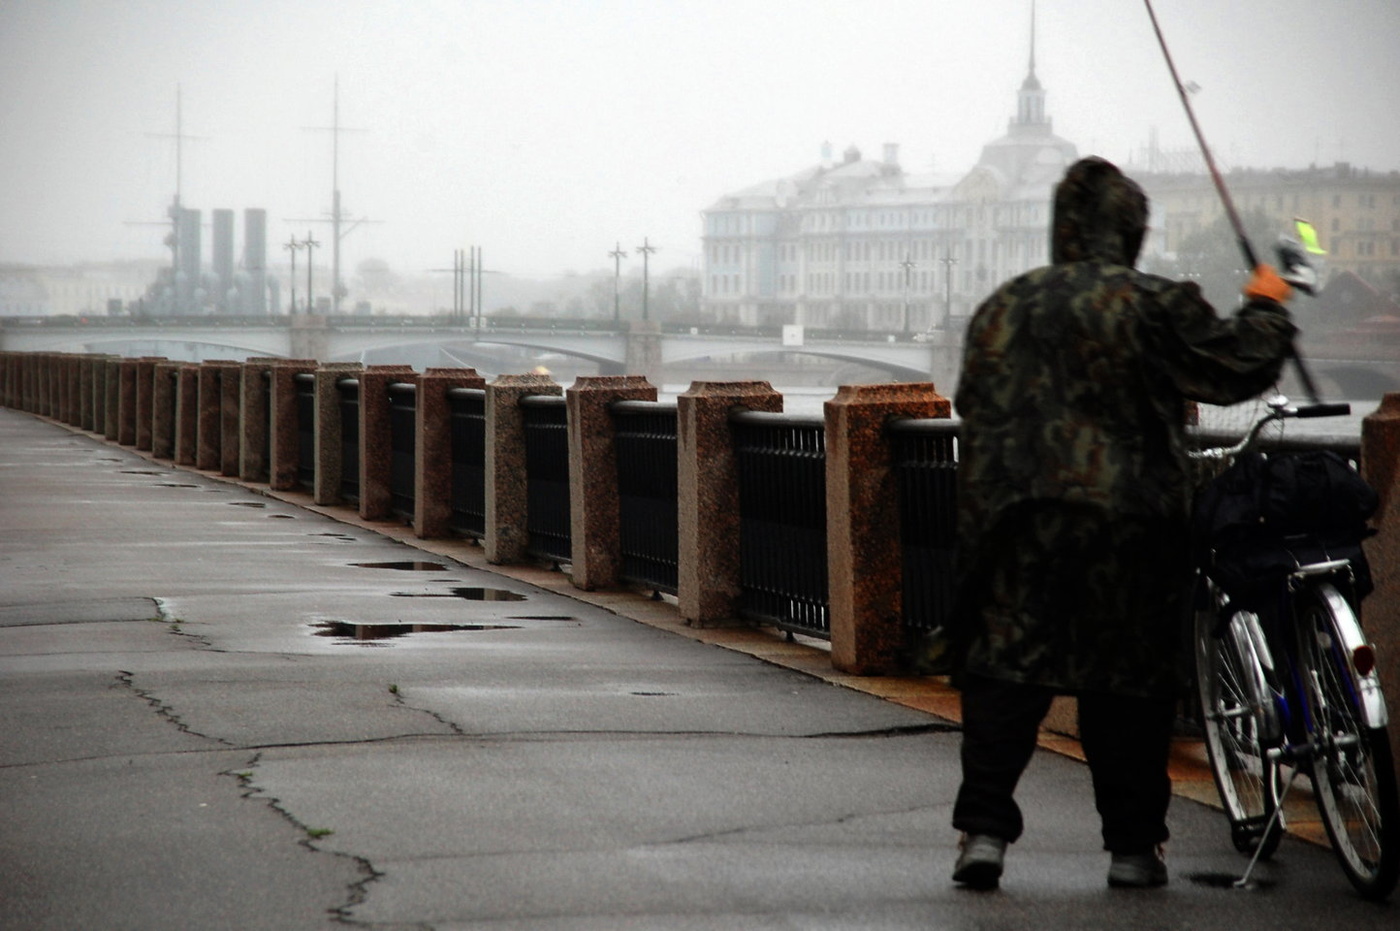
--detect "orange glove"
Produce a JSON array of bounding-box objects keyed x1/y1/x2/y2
[{"x1": 1243, "y1": 263, "x2": 1292, "y2": 304}]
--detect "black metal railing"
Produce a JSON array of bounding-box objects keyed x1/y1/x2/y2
[
  {"x1": 732, "y1": 411, "x2": 829, "y2": 638},
  {"x1": 446, "y1": 387, "x2": 487, "y2": 538},
  {"x1": 889, "y1": 419, "x2": 960, "y2": 637},
  {"x1": 521, "y1": 394, "x2": 571, "y2": 564},
  {"x1": 613, "y1": 400, "x2": 680, "y2": 594},
  {"x1": 337, "y1": 377, "x2": 360, "y2": 503},
  {"x1": 294, "y1": 372, "x2": 316, "y2": 490},
  {"x1": 388, "y1": 381, "x2": 417, "y2": 521}
]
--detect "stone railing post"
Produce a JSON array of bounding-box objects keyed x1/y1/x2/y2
[
  {"x1": 238, "y1": 358, "x2": 276, "y2": 483},
  {"x1": 566, "y1": 375, "x2": 657, "y2": 590},
  {"x1": 116, "y1": 358, "x2": 140, "y2": 446},
  {"x1": 174, "y1": 364, "x2": 199, "y2": 466},
  {"x1": 151, "y1": 361, "x2": 182, "y2": 460},
  {"x1": 78, "y1": 354, "x2": 96, "y2": 431},
  {"x1": 313, "y1": 362, "x2": 363, "y2": 506},
  {"x1": 624, "y1": 321, "x2": 664, "y2": 386},
  {"x1": 484, "y1": 374, "x2": 561, "y2": 564},
  {"x1": 1361, "y1": 394, "x2": 1400, "y2": 786},
  {"x1": 268, "y1": 360, "x2": 318, "y2": 491},
  {"x1": 214, "y1": 361, "x2": 243, "y2": 476},
  {"x1": 358, "y1": 365, "x2": 416, "y2": 522},
  {"x1": 676, "y1": 381, "x2": 783, "y2": 626},
  {"x1": 133, "y1": 356, "x2": 166, "y2": 451},
  {"x1": 413, "y1": 367, "x2": 487, "y2": 539},
  {"x1": 102, "y1": 358, "x2": 120, "y2": 441},
  {"x1": 196, "y1": 362, "x2": 234, "y2": 471},
  {"x1": 825, "y1": 382, "x2": 951, "y2": 675}
]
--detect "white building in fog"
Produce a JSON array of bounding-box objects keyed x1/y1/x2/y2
[{"x1": 700, "y1": 38, "x2": 1078, "y2": 331}]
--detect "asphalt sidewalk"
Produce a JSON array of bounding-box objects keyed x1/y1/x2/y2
[{"x1": 1, "y1": 407, "x2": 1390, "y2": 930}]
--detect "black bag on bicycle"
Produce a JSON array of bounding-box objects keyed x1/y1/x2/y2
[{"x1": 1193, "y1": 449, "x2": 1377, "y2": 612}]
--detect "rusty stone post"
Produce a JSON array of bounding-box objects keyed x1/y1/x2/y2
[
  {"x1": 825, "y1": 382, "x2": 951, "y2": 675},
  {"x1": 268, "y1": 360, "x2": 319, "y2": 491},
  {"x1": 102, "y1": 358, "x2": 120, "y2": 441},
  {"x1": 676, "y1": 381, "x2": 783, "y2": 626},
  {"x1": 413, "y1": 368, "x2": 487, "y2": 539},
  {"x1": 239, "y1": 358, "x2": 284, "y2": 484},
  {"x1": 116, "y1": 358, "x2": 140, "y2": 446},
  {"x1": 174, "y1": 364, "x2": 200, "y2": 466},
  {"x1": 133, "y1": 356, "x2": 165, "y2": 451},
  {"x1": 196, "y1": 362, "x2": 235, "y2": 471},
  {"x1": 357, "y1": 365, "x2": 416, "y2": 522},
  {"x1": 484, "y1": 374, "x2": 562, "y2": 565},
  {"x1": 218, "y1": 361, "x2": 243, "y2": 477},
  {"x1": 1361, "y1": 393, "x2": 1400, "y2": 788},
  {"x1": 151, "y1": 361, "x2": 182, "y2": 460},
  {"x1": 566, "y1": 375, "x2": 658, "y2": 590},
  {"x1": 313, "y1": 362, "x2": 363, "y2": 506}
]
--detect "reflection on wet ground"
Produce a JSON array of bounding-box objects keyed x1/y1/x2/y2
[
  {"x1": 312, "y1": 620, "x2": 520, "y2": 643},
  {"x1": 351, "y1": 561, "x2": 449, "y2": 571},
  {"x1": 389, "y1": 587, "x2": 527, "y2": 602}
]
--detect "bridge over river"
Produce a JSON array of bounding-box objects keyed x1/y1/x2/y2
[{"x1": 3, "y1": 313, "x2": 1396, "y2": 400}]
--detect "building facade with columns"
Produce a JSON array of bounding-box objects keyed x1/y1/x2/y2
[{"x1": 700, "y1": 45, "x2": 1078, "y2": 332}]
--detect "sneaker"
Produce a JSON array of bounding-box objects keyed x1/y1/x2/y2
[
  {"x1": 1107, "y1": 846, "x2": 1168, "y2": 888},
  {"x1": 952, "y1": 833, "x2": 1007, "y2": 890}
]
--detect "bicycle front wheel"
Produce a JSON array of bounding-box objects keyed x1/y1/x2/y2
[
  {"x1": 1294, "y1": 582, "x2": 1400, "y2": 900},
  {"x1": 1195, "y1": 594, "x2": 1283, "y2": 857}
]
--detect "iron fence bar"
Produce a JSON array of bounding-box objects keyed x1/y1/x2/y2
[
  {"x1": 731, "y1": 410, "x2": 829, "y2": 638},
  {"x1": 612, "y1": 400, "x2": 679, "y2": 594},
  {"x1": 388, "y1": 381, "x2": 417, "y2": 521},
  {"x1": 521, "y1": 394, "x2": 571, "y2": 564},
  {"x1": 446, "y1": 387, "x2": 487, "y2": 539},
  {"x1": 887, "y1": 418, "x2": 961, "y2": 637},
  {"x1": 337, "y1": 376, "x2": 360, "y2": 503},
  {"x1": 294, "y1": 372, "x2": 315, "y2": 490}
]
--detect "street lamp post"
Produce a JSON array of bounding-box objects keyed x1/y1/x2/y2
[
  {"x1": 940, "y1": 251, "x2": 958, "y2": 329},
  {"x1": 609, "y1": 242, "x2": 628, "y2": 325},
  {"x1": 301, "y1": 231, "x2": 321, "y2": 314},
  {"x1": 283, "y1": 235, "x2": 302, "y2": 314},
  {"x1": 636, "y1": 237, "x2": 656, "y2": 322},
  {"x1": 900, "y1": 253, "x2": 916, "y2": 335}
]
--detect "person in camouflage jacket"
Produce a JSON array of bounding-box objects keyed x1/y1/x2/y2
[{"x1": 949, "y1": 156, "x2": 1296, "y2": 890}]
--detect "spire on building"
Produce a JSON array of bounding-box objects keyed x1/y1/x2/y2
[{"x1": 1014, "y1": 0, "x2": 1048, "y2": 128}]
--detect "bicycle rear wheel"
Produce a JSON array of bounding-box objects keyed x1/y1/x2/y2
[
  {"x1": 1294, "y1": 582, "x2": 1400, "y2": 900},
  {"x1": 1195, "y1": 594, "x2": 1283, "y2": 857}
]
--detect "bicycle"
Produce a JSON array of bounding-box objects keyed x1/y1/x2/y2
[{"x1": 1191, "y1": 394, "x2": 1400, "y2": 899}]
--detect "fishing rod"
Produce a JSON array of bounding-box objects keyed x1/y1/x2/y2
[{"x1": 1142, "y1": 0, "x2": 1323, "y2": 402}]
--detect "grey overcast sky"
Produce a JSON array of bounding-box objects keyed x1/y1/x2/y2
[{"x1": 1, "y1": 0, "x2": 1397, "y2": 280}]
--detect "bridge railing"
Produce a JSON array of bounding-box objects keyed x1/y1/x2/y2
[
  {"x1": 612, "y1": 400, "x2": 680, "y2": 595},
  {"x1": 6, "y1": 350, "x2": 1394, "y2": 688}
]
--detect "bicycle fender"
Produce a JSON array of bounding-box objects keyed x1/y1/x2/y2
[{"x1": 1318, "y1": 584, "x2": 1390, "y2": 729}]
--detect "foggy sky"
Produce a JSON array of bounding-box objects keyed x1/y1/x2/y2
[{"x1": 2, "y1": 0, "x2": 1397, "y2": 281}]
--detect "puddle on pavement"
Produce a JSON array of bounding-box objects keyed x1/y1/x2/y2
[
  {"x1": 389, "y1": 587, "x2": 527, "y2": 602},
  {"x1": 312, "y1": 620, "x2": 520, "y2": 643},
  {"x1": 352, "y1": 560, "x2": 449, "y2": 571},
  {"x1": 313, "y1": 532, "x2": 357, "y2": 542},
  {"x1": 229, "y1": 501, "x2": 267, "y2": 508},
  {"x1": 121, "y1": 469, "x2": 168, "y2": 476},
  {"x1": 156, "y1": 483, "x2": 199, "y2": 488},
  {"x1": 268, "y1": 513, "x2": 296, "y2": 519}
]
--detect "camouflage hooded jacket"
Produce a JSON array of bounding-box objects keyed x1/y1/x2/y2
[{"x1": 952, "y1": 157, "x2": 1296, "y2": 696}]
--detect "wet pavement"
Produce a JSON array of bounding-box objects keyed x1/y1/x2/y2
[{"x1": 1, "y1": 407, "x2": 1395, "y2": 929}]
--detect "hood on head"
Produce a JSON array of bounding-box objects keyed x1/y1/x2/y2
[{"x1": 1050, "y1": 156, "x2": 1149, "y2": 266}]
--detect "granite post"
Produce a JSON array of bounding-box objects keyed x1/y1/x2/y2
[
  {"x1": 196, "y1": 362, "x2": 236, "y2": 471},
  {"x1": 413, "y1": 367, "x2": 487, "y2": 539},
  {"x1": 566, "y1": 375, "x2": 658, "y2": 590},
  {"x1": 358, "y1": 365, "x2": 416, "y2": 522},
  {"x1": 133, "y1": 356, "x2": 166, "y2": 451},
  {"x1": 1361, "y1": 393, "x2": 1400, "y2": 787},
  {"x1": 174, "y1": 364, "x2": 200, "y2": 466},
  {"x1": 676, "y1": 381, "x2": 783, "y2": 625},
  {"x1": 825, "y1": 382, "x2": 951, "y2": 674},
  {"x1": 268, "y1": 360, "x2": 319, "y2": 491},
  {"x1": 313, "y1": 363, "x2": 364, "y2": 506},
  {"x1": 102, "y1": 359, "x2": 120, "y2": 441},
  {"x1": 151, "y1": 361, "x2": 182, "y2": 460},
  {"x1": 239, "y1": 358, "x2": 284, "y2": 483},
  {"x1": 484, "y1": 374, "x2": 561, "y2": 564},
  {"x1": 116, "y1": 358, "x2": 139, "y2": 446},
  {"x1": 218, "y1": 361, "x2": 243, "y2": 476}
]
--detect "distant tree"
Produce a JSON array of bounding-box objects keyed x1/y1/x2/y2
[
  {"x1": 1147, "y1": 207, "x2": 1285, "y2": 311},
  {"x1": 355, "y1": 257, "x2": 400, "y2": 293}
]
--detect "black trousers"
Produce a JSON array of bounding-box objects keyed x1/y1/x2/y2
[{"x1": 952, "y1": 674, "x2": 1176, "y2": 852}]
